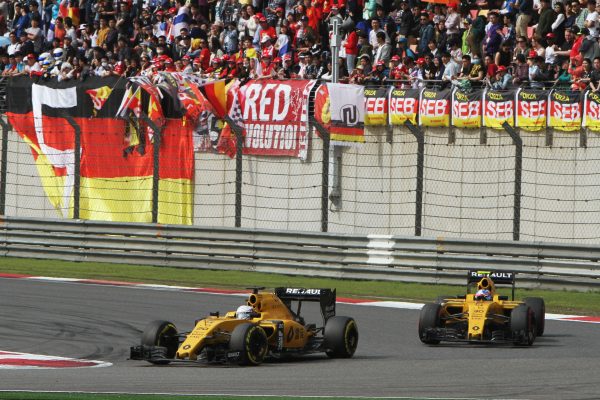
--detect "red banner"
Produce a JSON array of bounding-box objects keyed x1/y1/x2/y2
[{"x1": 239, "y1": 80, "x2": 315, "y2": 159}]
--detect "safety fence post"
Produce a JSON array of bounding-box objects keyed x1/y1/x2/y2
[
  {"x1": 404, "y1": 120, "x2": 424, "y2": 237},
  {"x1": 138, "y1": 114, "x2": 162, "y2": 224},
  {"x1": 0, "y1": 117, "x2": 10, "y2": 216},
  {"x1": 502, "y1": 121, "x2": 522, "y2": 241},
  {"x1": 224, "y1": 115, "x2": 244, "y2": 228},
  {"x1": 60, "y1": 113, "x2": 81, "y2": 220}
]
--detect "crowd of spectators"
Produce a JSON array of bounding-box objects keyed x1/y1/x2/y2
[{"x1": 0, "y1": 0, "x2": 600, "y2": 90}]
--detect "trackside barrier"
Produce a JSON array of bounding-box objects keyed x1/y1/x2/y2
[{"x1": 1, "y1": 216, "x2": 599, "y2": 292}]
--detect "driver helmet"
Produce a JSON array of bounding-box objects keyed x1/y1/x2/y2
[
  {"x1": 474, "y1": 289, "x2": 492, "y2": 301},
  {"x1": 38, "y1": 52, "x2": 52, "y2": 63},
  {"x1": 52, "y1": 47, "x2": 65, "y2": 61},
  {"x1": 235, "y1": 305, "x2": 254, "y2": 319}
]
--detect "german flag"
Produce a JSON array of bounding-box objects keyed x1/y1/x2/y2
[
  {"x1": 6, "y1": 76, "x2": 193, "y2": 225},
  {"x1": 200, "y1": 79, "x2": 227, "y2": 118}
]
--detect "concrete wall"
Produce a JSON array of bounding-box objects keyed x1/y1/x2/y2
[{"x1": 4, "y1": 124, "x2": 600, "y2": 244}]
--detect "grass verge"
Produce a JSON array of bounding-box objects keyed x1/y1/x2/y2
[
  {"x1": 0, "y1": 394, "x2": 435, "y2": 400},
  {"x1": 1, "y1": 257, "x2": 599, "y2": 315}
]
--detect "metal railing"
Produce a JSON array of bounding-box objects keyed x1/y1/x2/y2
[{"x1": 1, "y1": 216, "x2": 599, "y2": 292}]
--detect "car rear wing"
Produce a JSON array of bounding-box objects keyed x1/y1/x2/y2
[
  {"x1": 274, "y1": 287, "x2": 336, "y2": 321},
  {"x1": 467, "y1": 270, "x2": 515, "y2": 299}
]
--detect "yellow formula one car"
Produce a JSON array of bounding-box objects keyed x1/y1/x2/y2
[
  {"x1": 418, "y1": 270, "x2": 545, "y2": 346},
  {"x1": 130, "y1": 287, "x2": 358, "y2": 365}
]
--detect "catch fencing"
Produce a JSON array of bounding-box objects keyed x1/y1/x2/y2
[{"x1": 1, "y1": 79, "x2": 600, "y2": 245}]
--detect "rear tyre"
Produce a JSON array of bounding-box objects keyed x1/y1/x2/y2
[
  {"x1": 524, "y1": 297, "x2": 545, "y2": 336},
  {"x1": 419, "y1": 303, "x2": 442, "y2": 345},
  {"x1": 324, "y1": 316, "x2": 359, "y2": 358},
  {"x1": 229, "y1": 323, "x2": 268, "y2": 366},
  {"x1": 141, "y1": 320, "x2": 179, "y2": 365},
  {"x1": 511, "y1": 306, "x2": 535, "y2": 346}
]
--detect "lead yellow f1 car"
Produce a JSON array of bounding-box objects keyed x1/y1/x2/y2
[
  {"x1": 130, "y1": 287, "x2": 358, "y2": 365},
  {"x1": 418, "y1": 270, "x2": 545, "y2": 346}
]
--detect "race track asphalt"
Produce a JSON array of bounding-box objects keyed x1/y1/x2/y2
[{"x1": 1, "y1": 277, "x2": 600, "y2": 399}]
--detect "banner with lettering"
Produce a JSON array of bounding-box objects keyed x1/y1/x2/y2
[
  {"x1": 483, "y1": 89, "x2": 514, "y2": 129},
  {"x1": 548, "y1": 90, "x2": 582, "y2": 132},
  {"x1": 364, "y1": 87, "x2": 389, "y2": 126},
  {"x1": 388, "y1": 88, "x2": 419, "y2": 125},
  {"x1": 239, "y1": 79, "x2": 316, "y2": 159},
  {"x1": 582, "y1": 90, "x2": 600, "y2": 131},
  {"x1": 515, "y1": 89, "x2": 547, "y2": 132},
  {"x1": 451, "y1": 89, "x2": 481, "y2": 128},
  {"x1": 419, "y1": 88, "x2": 451, "y2": 127}
]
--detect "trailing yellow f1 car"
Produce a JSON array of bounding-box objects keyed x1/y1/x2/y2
[
  {"x1": 130, "y1": 287, "x2": 358, "y2": 365},
  {"x1": 418, "y1": 270, "x2": 545, "y2": 346}
]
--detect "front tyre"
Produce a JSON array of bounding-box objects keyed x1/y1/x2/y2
[
  {"x1": 419, "y1": 303, "x2": 442, "y2": 345},
  {"x1": 141, "y1": 320, "x2": 179, "y2": 365},
  {"x1": 324, "y1": 316, "x2": 359, "y2": 358},
  {"x1": 229, "y1": 323, "x2": 268, "y2": 366},
  {"x1": 524, "y1": 297, "x2": 545, "y2": 336}
]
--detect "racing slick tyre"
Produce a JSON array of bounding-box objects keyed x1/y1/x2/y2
[
  {"x1": 419, "y1": 303, "x2": 443, "y2": 344},
  {"x1": 141, "y1": 320, "x2": 179, "y2": 365},
  {"x1": 324, "y1": 316, "x2": 359, "y2": 358},
  {"x1": 229, "y1": 323, "x2": 268, "y2": 366},
  {"x1": 511, "y1": 305, "x2": 536, "y2": 346},
  {"x1": 524, "y1": 297, "x2": 545, "y2": 336}
]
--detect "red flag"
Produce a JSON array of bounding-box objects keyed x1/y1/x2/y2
[{"x1": 86, "y1": 86, "x2": 113, "y2": 114}]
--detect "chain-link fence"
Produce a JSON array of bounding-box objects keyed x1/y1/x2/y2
[{"x1": 2, "y1": 82, "x2": 600, "y2": 244}]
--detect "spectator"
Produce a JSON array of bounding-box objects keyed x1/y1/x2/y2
[
  {"x1": 483, "y1": 12, "x2": 503, "y2": 57},
  {"x1": 536, "y1": 0, "x2": 557, "y2": 41},
  {"x1": 552, "y1": 2, "x2": 567, "y2": 46},
  {"x1": 514, "y1": 0, "x2": 534, "y2": 39},
  {"x1": 396, "y1": 1, "x2": 413, "y2": 39},
  {"x1": 373, "y1": 31, "x2": 391, "y2": 64},
  {"x1": 490, "y1": 65, "x2": 512, "y2": 89},
  {"x1": 343, "y1": 25, "x2": 359, "y2": 74},
  {"x1": 418, "y1": 13, "x2": 434, "y2": 56}
]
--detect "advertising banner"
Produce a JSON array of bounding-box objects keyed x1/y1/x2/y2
[
  {"x1": 328, "y1": 83, "x2": 365, "y2": 146},
  {"x1": 419, "y1": 88, "x2": 451, "y2": 127},
  {"x1": 548, "y1": 90, "x2": 582, "y2": 132},
  {"x1": 239, "y1": 79, "x2": 316, "y2": 159},
  {"x1": 388, "y1": 88, "x2": 419, "y2": 125},
  {"x1": 483, "y1": 89, "x2": 514, "y2": 129},
  {"x1": 364, "y1": 87, "x2": 389, "y2": 126},
  {"x1": 451, "y1": 89, "x2": 481, "y2": 128},
  {"x1": 582, "y1": 90, "x2": 600, "y2": 131},
  {"x1": 515, "y1": 89, "x2": 547, "y2": 132}
]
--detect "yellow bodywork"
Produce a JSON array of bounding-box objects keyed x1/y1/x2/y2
[
  {"x1": 441, "y1": 277, "x2": 522, "y2": 340},
  {"x1": 176, "y1": 291, "x2": 313, "y2": 360}
]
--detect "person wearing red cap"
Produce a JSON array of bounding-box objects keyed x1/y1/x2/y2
[
  {"x1": 258, "y1": 50, "x2": 276, "y2": 78},
  {"x1": 23, "y1": 53, "x2": 41, "y2": 76},
  {"x1": 255, "y1": 14, "x2": 276, "y2": 48},
  {"x1": 279, "y1": 53, "x2": 294, "y2": 78},
  {"x1": 544, "y1": 33, "x2": 558, "y2": 66},
  {"x1": 527, "y1": 49, "x2": 544, "y2": 88},
  {"x1": 445, "y1": 2, "x2": 461, "y2": 45},
  {"x1": 490, "y1": 65, "x2": 512, "y2": 89}
]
